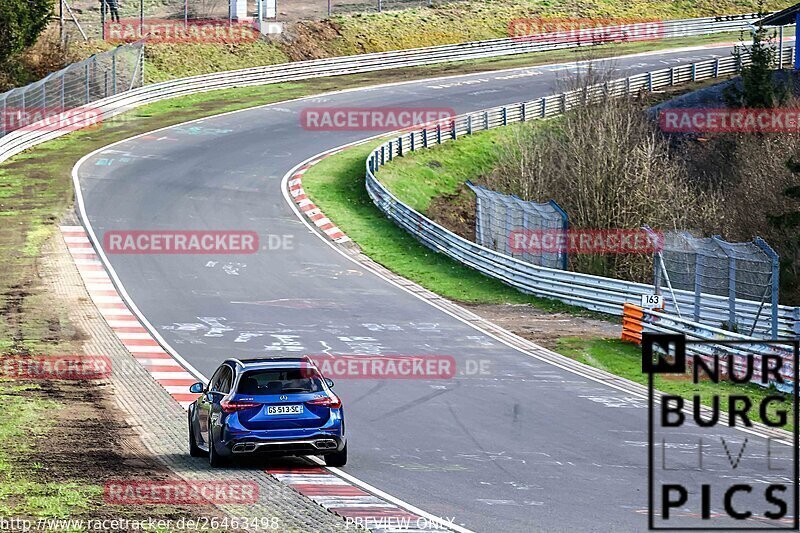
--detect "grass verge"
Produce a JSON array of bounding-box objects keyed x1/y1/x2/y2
[
  {"x1": 557, "y1": 337, "x2": 796, "y2": 432},
  {"x1": 0, "y1": 384, "x2": 98, "y2": 518}
]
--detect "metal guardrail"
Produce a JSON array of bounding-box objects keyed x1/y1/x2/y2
[
  {"x1": 638, "y1": 306, "x2": 796, "y2": 392},
  {"x1": 365, "y1": 46, "x2": 800, "y2": 339},
  {"x1": 0, "y1": 12, "x2": 760, "y2": 166}
]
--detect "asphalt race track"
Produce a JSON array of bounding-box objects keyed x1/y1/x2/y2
[{"x1": 74, "y1": 45, "x2": 796, "y2": 532}]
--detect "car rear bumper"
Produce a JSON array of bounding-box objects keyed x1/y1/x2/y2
[{"x1": 227, "y1": 435, "x2": 345, "y2": 455}]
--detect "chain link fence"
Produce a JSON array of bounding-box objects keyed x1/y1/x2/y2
[
  {"x1": 466, "y1": 181, "x2": 568, "y2": 270},
  {"x1": 657, "y1": 231, "x2": 779, "y2": 336},
  {"x1": 0, "y1": 42, "x2": 144, "y2": 138}
]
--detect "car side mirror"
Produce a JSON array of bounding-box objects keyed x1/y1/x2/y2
[
  {"x1": 189, "y1": 382, "x2": 205, "y2": 394},
  {"x1": 325, "y1": 378, "x2": 335, "y2": 388}
]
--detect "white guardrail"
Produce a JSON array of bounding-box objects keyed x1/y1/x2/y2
[
  {"x1": 365, "y1": 47, "x2": 800, "y2": 341},
  {"x1": 0, "y1": 13, "x2": 761, "y2": 165}
]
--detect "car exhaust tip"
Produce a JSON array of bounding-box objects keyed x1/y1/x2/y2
[
  {"x1": 313, "y1": 439, "x2": 338, "y2": 450},
  {"x1": 232, "y1": 443, "x2": 257, "y2": 453}
]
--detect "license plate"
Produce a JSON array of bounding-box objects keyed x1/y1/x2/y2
[{"x1": 267, "y1": 404, "x2": 303, "y2": 415}]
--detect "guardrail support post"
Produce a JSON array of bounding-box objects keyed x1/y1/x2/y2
[
  {"x1": 561, "y1": 93, "x2": 567, "y2": 113},
  {"x1": 467, "y1": 115, "x2": 472, "y2": 135},
  {"x1": 626, "y1": 76, "x2": 631, "y2": 95},
  {"x1": 410, "y1": 132, "x2": 415, "y2": 152},
  {"x1": 388, "y1": 141, "x2": 393, "y2": 161},
  {"x1": 520, "y1": 102, "x2": 526, "y2": 122},
  {"x1": 691, "y1": 63, "x2": 696, "y2": 82},
  {"x1": 451, "y1": 119, "x2": 457, "y2": 140},
  {"x1": 647, "y1": 72, "x2": 653, "y2": 92},
  {"x1": 484, "y1": 111, "x2": 489, "y2": 130},
  {"x1": 399, "y1": 137, "x2": 403, "y2": 157},
  {"x1": 669, "y1": 67, "x2": 674, "y2": 86},
  {"x1": 502, "y1": 107, "x2": 507, "y2": 126},
  {"x1": 541, "y1": 97, "x2": 546, "y2": 117},
  {"x1": 436, "y1": 124, "x2": 441, "y2": 144},
  {"x1": 714, "y1": 58, "x2": 720, "y2": 77},
  {"x1": 380, "y1": 145, "x2": 385, "y2": 165}
]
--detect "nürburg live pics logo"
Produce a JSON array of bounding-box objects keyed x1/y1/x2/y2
[{"x1": 644, "y1": 333, "x2": 799, "y2": 530}]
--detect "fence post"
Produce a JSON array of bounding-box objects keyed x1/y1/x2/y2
[
  {"x1": 755, "y1": 237, "x2": 780, "y2": 339},
  {"x1": 85, "y1": 62, "x2": 90, "y2": 104},
  {"x1": 693, "y1": 253, "x2": 703, "y2": 323},
  {"x1": 713, "y1": 236, "x2": 737, "y2": 332},
  {"x1": 549, "y1": 200, "x2": 569, "y2": 270},
  {"x1": 112, "y1": 49, "x2": 118, "y2": 95}
]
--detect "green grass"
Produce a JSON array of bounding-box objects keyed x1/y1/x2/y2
[
  {"x1": 328, "y1": 0, "x2": 791, "y2": 54},
  {"x1": 302, "y1": 141, "x2": 596, "y2": 314},
  {"x1": 0, "y1": 384, "x2": 98, "y2": 518},
  {"x1": 556, "y1": 337, "x2": 796, "y2": 432}
]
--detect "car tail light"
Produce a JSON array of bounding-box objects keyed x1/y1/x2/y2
[
  {"x1": 307, "y1": 395, "x2": 342, "y2": 409},
  {"x1": 220, "y1": 400, "x2": 262, "y2": 413}
]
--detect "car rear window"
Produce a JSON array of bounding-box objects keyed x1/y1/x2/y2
[{"x1": 237, "y1": 368, "x2": 324, "y2": 395}]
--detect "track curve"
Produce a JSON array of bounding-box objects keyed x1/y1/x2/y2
[{"x1": 74, "y1": 45, "x2": 793, "y2": 532}]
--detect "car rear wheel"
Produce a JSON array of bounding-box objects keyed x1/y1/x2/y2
[
  {"x1": 325, "y1": 442, "x2": 347, "y2": 467},
  {"x1": 188, "y1": 411, "x2": 205, "y2": 458},
  {"x1": 208, "y1": 430, "x2": 226, "y2": 467}
]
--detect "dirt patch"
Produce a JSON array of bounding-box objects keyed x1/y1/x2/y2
[
  {"x1": 463, "y1": 302, "x2": 620, "y2": 349},
  {"x1": 16, "y1": 378, "x2": 226, "y2": 522},
  {"x1": 425, "y1": 181, "x2": 476, "y2": 240}
]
